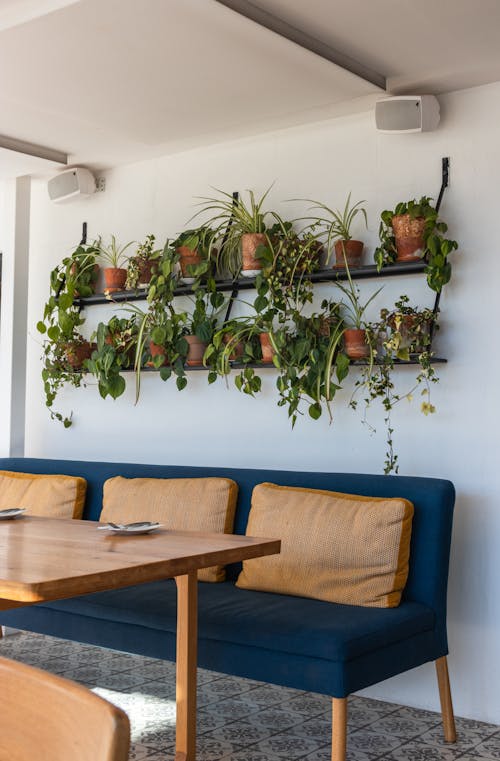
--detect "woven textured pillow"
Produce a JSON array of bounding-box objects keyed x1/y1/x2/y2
[
  {"x1": 0, "y1": 470, "x2": 87, "y2": 519},
  {"x1": 237, "y1": 482, "x2": 414, "y2": 608},
  {"x1": 101, "y1": 476, "x2": 238, "y2": 582}
]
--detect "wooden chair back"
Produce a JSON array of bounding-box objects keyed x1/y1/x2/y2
[{"x1": 0, "y1": 656, "x2": 130, "y2": 761}]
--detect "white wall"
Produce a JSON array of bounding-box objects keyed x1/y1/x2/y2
[{"x1": 24, "y1": 81, "x2": 500, "y2": 722}]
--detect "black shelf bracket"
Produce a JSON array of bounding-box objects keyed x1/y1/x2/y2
[
  {"x1": 80, "y1": 221, "x2": 87, "y2": 245},
  {"x1": 435, "y1": 157, "x2": 449, "y2": 214},
  {"x1": 430, "y1": 157, "x2": 451, "y2": 345},
  {"x1": 220, "y1": 191, "x2": 239, "y2": 323}
]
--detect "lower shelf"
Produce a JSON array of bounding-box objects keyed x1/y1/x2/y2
[{"x1": 118, "y1": 357, "x2": 447, "y2": 373}]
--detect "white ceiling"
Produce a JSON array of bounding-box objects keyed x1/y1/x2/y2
[
  {"x1": 248, "y1": 0, "x2": 500, "y2": 94},
  {"x1": 0, "y1": 0, "x2": 499, "y2": 175},
  {"x1": 0, "y1": 0, "x2": 379, "y2": 174},
  {"x1": 0, "y1": 147, "x2": 61, "y2": 179}
]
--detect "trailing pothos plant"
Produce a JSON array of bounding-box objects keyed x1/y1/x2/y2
[
  {"x1": 351, "y1": 295, "x2": 439, "y2": 474},
  {"x1": 86, "y1": 316, "x2": 139, "y2": 400},
  {"x1": 272, "y1": 303, "x2": 349, "y2": 425},
  {"x1": 374, "y1": 196, "x2": 458, "y2": 292},
  {"x1": 128, "y1": 243, "x2": 188, "y2": 401},
  {"x1": 37, "y1": 243, "x2": 100, "y2": 426}
]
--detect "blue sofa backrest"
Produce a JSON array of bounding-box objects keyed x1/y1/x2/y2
[{"x1": 0, "y1": 457, "x2": 454, "y2": 643}]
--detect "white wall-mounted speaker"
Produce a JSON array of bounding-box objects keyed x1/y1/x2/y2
[
  {"x1": 47, "y1": 168, "x2": 96, "y2": 203},
  {"x1": 375, "y1": 95, "x2": 440, "y2": 133}
]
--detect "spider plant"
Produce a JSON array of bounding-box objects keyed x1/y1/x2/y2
[
  {"x1": 189, "y1": 186, "x2": 276, "y2": 277},
  {"x1": 336, "y1": 260, "x2": 383, "y2": 330},
  {"x1": 298, "y1": 193, "x2": 367, "y2": 263},
  {"x1": 98, "y1": 235, "x2": 135, "y2": 269}
]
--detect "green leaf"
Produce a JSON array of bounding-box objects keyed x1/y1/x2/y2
[
  {"x1": 308, "y1": 402, "x2": 322, "y2": 420},
  {"x1": 37, "y1": 321, "x2": 47, "y2": 334},
  {"x1": 58, "y1": 293, "x2": 73, "y2": 310},
  {"x1": 336, "y1": 352, "x2": 350, "y2": 382},
  {"x1": 176, "y1": 376, "x2": 188, "y2": 391},
  {"x1": 254, "y1": 295, "x2": 268, "y2": 313},
  {"x1": 160, "y1": 367, "x2": 172, "y2": 381},
  {"x1": 196, "y1": 323, "x2": 212, "y2": 343}
]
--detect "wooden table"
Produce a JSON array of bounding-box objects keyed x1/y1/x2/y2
[{"x1": 0, "y1": 516, "x2": 280, "y2": 761}]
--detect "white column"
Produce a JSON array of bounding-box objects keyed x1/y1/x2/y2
[{"x1": 0, "y1": 176, "x2": 31, "y2": 456}]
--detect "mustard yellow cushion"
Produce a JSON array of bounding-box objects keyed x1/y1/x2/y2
[
  {"x1": 0, "y1": 470, "x2": 87, "y2": 519},
  {"x1": 236, "y1": 483, "x2": 414, "y2": 608},
  {"x1": 101, "y1": 476, "x2": 238, "y2": 582}
]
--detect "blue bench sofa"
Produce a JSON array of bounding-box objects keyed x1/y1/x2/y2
[{"x1": 0, "y1": 457, "x2": 456, "y2": 760}]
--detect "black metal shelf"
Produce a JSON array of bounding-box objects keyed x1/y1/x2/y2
[
  {"x1": 75, "y1": 261, "x2": 428, "y2": 308},
  {"x1": 114, "y1": 356, "x2": 446, "y2": 374}
]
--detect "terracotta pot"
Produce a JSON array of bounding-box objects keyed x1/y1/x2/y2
[
  {"x1": 185, "y1": 335, "x2": 207, "y2": 367},
  {"x1": 64, "y1": 341, "x2": 95, "y2": 370},
  {"x1": 259, "y1": 332, "x2": 275, "y2": 364},
  {"x1": 344, "y1": 329, "x2": 369, "y2": 359},
  {"x1": 392, "y1": 214, "x2": 426, "y2": 262},
  {"x1": 147, "y1": 341, "x2": 169, "y2": 367},
  {"x1": 241, "y1": 233, "x2": 266, "y2": 272},
  {"x1": 103, "y1": 267, "x2": 127, "y2": 293},
  {"x1": 137, "y1": 258, "x2": 158, "y2": 287},
  {"x1": 177, "y1": 246, "x2": 202, "y2": 278},
  {"x1": 223, "y1": 333, "x2": 244, "y2": 361},
  {"x1": 334, "y1": 240, "x2": 364, "y2": 268}
]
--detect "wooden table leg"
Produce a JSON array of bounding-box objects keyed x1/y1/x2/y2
[{"x1": 175, "y1": 571, "x2": 198, "y2": 761}]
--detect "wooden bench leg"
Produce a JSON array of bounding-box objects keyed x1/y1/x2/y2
[
  {"x1": 436, "y1": 656, "x2": 456, "y2": 742},
  {"x1": 175, "y1": 572, "x2": 198, "y2": 761},
  {"x1": 332, "y1": 697, "x2": 347, "y2": 761}
]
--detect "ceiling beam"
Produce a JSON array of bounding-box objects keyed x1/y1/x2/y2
[
  {"x1": 214, "y1": 0, "x2": 386, "y2": 90},
  {"x1": 0, "y1": 135, "x2": 67, "y2": 165}
]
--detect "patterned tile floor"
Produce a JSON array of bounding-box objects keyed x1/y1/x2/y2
[{"x1": 1, "y1": 631, "x2": 499, "y2": 761}]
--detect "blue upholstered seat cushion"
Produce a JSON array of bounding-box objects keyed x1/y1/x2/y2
[{"x1": 43, "y1": 581, "x2": 434, "y2": 662}]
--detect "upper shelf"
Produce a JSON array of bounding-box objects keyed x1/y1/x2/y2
[{"x1": 75, "y1": 261, "x2": 428, "y2": 307}]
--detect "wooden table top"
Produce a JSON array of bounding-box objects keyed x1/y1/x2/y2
[{"x1": 0, "y1": 516, "x2": 280, "y2": 605}]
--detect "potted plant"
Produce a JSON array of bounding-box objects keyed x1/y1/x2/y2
[
  {"x1": 127, "y1": 244, "x2": 190, "y2": 400},
  {"x1": 126, "y1": 234, "x2": 162, "y2": 290},
  {"x1": 204, "y1": 318, "x2": 263, "y2": 392},
  {"x1": 172, "y1": 227, "x2": 217, "y2": 284},
  {"x1": 183, "y1": 290, "x2": 218, "y2": 366},
  {"x1": 382, "y1": 295, "x2": 436, "y2": 358},
  {"x1": 300, "y1": 193, "x2": 367, "y2": 268},
  {"x1": 336, "y1": 264, "x2": 382, "y2": 359},
  {"x1": 271, "y1": 302, "x2": 348, "y2": 424},
  {"x1": 263, "y1": 217, "x2": 323, "y2": 277},
  {"x1": 86, "y1": 317, "x2": 139, "y2": 400},
  {"x1": 374, "y1": 196, "x2": 458, "y2": 291},
  {"x1": 68, "y1": 245, "x2": 100, "y2": 296},
  {"x1": 98, "y1": 235, "x2": 134, "y2": 293},
  {"x1": 351, "y1": 295, "x2": 440, "y2": 474},
  {"x1": 37, "y1": 243, "x2": 101, "y2": 425},
  {"x1": 251, "y1": 222, "x2": 322, "y2": 342},
  {"x1": 192, "y1": 187, "x2": 276, "y2": 277}
]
